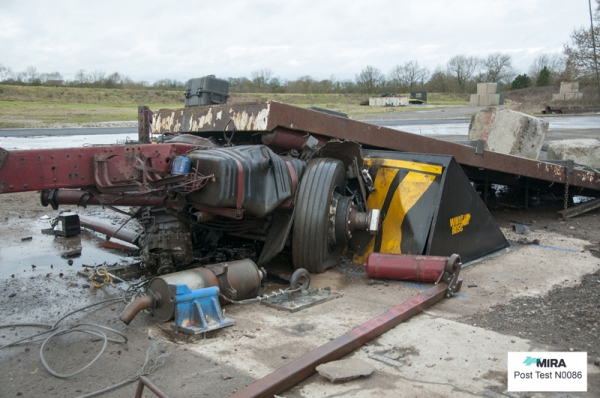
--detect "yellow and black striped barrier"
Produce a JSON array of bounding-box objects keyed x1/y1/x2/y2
[{"x1": 352, "y1": 150, "x2": 508, "y2": 264}]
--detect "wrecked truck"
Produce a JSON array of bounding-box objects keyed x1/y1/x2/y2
[{"x1": 0, "y1": 76, "x2": 519, "y2": 280}]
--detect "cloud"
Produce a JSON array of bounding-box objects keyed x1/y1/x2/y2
[{"x1": 0, "y1": 0, "x2": 592, "y2": 82}]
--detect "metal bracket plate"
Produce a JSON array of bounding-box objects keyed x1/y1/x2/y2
[{"x1": 260, "y1": 287, "x2": 340, "y2": 312}]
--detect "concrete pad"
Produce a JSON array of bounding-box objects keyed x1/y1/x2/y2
[
  {"x1": 316, "y1": 358, "x2": 375, "y2": 382},
  {"x1": 547, "y1": 139, "x2": 600, "y2": 167},
  {"x1": 155, "y1": 230, "x2": 600, "y2": 397},
  {"x1": 468, "y1": 108, "x2": 549, "y2": 159}
]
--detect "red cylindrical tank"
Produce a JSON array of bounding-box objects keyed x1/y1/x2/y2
[{"x1": 366, "y1": 253, "x2": 452, "y2": 283}]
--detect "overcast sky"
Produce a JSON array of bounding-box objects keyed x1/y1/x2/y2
[{"x1": 0, "y1": 1, "x2": 593, "y2": 83}]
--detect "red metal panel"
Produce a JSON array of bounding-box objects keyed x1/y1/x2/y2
[{"x1": 0, "y1": 143, "x2": 196, "y2": 193}]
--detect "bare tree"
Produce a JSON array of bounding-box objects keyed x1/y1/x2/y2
[
  {"x1": 73, "y1": 69, "x2": 90, "y2": 85},
  {"x1": 90, "y1": 70, "x2": 106, "y2": 85},
  {"x1": 446, "y1": 55, "x2": 480, "y2": 91},
  {"x1": 0, "y1": 64, "x2": 13, "y2": 82},
  {"x1": 480, "y1": 53, "x2": 515, "y2": 84},
  {"x1": 40, "y1": 71, "x2": 63, "y2": 85},
  {"x1": 251, "y1": 69, "x2": 274, "y2": 91},
  {"x1": 286, "y1": 75, "x2": 314, "y2": 93},
  {"x1": 426, "y1": 67, "x2": 451, "y2": 92},
  {"x1": 389, "y1": 61, "x2": 430, "y2": 92},
  {"x1": 356, "y1": 65, "x2": 384, "y2": 94},
  {"x1": 564, "y1": 0, "x2": 600, "y2": 81},
  {"x1": 528, "y1": 53, "x2": 566, "y2": 85},
  {"x1": 22, "y1": 66, "x2": 39, "y2": 84},
  {"x1": 105, "y1": 72, "x2": 123, "y2": 88}
]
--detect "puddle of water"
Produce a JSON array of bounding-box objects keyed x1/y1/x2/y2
[
  {"x1": 389, "y1": 123, "x2": 469, "y2": 136},
  {"x1": 1, "y1": 133, "x2": 134, "y2": 150},
  {"x1": 383, "y1": 115, "x2": 600, "y2": 136},
  {"x1": 0, "y1": 219, "x2": 138, "y2": 278},
  {"x1": 542, "y1": 115, "x2": 600, "y2": 130}
]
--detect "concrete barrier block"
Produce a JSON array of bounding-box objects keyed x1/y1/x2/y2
[
  {"x1": 482, "y1": 94, "x2": 500, "y2": 106},
  {"x1": 476, "y1": 94, "x2": 500, "y2": 106},
  {"x1": 547, "y1": 139, "x2": 600, "y2": 167},
  {"x1": 486, "y1": 83, "x2": 498, "y2": 94},
  {"x1": 470, "y1": 94, "x2": 481, "y2": 106},
  {"x1": 468, "y1": 108, "x2": 549, "y2": 159},
  {"x1": 552, "y1": 93, "x2": 565, "y2": 101},
  {"x1": 564, "y1": 92, "x2": 583, "y2": 100},
  {"x1": 560, "y1": 82, "x2": 573, "y2": 93},
  {"x1": 477, "y1": 83, "x2": 487, "y2": 94},
  {"x1": 560, "y1": 82, "x2": 579, "y2": 93}
]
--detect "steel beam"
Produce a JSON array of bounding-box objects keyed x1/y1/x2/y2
[
  {"x1": 0, "y1": 143, "x2": 196, "y2": 193},
  {"x1": 150, "y1": 102, "x2": 600, "y2": 192}
]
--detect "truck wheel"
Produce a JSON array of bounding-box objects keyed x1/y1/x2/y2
[{"x1": 293, "y1": 158, "x2": 346, "y2": 273}]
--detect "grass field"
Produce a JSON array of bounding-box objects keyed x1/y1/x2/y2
[{"x1": 0, "y1": 85, "x2": 469, "y2": 128}]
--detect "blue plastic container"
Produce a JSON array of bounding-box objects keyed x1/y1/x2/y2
[{"x1": 172, "y1": 156, "x2": 191, "y2": 175}]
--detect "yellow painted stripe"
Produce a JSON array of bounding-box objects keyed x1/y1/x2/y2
[
  {"x1": 364, "y1": 158, "x2": 442, "y2": 175},
  {"x1": 354, "y1": 167, "x2": 399, "y2": 264},
  {"x1": 379, "y1": 172, "x2": 436, "y2": 253}
]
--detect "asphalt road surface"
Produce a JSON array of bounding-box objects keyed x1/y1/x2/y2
[{"x1": 0, "y1": 126, "x2": 136, "y2": 137}]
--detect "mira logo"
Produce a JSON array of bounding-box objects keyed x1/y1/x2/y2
[{"x1": 523, "y1": 356, "x2": 567, "y2": 368}]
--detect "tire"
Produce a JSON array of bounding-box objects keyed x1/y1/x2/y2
[{"x1": 293, "y1": 158, "x2": 346, "y2": 273}]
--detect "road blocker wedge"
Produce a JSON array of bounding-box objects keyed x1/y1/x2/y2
[{"x1": 352, "y1": 150, "x2": 508, "y2": 264}]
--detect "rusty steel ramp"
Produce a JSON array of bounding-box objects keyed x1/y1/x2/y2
[{"x1": 143, "y1": 101, "x2": 600, "y2": 196}]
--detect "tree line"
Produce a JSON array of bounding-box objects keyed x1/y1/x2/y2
[
  {"x1": 0, "y1": 54, "x2": 567, "y2": 95},
  {"x1": 1, "y1": 2, "x2": 597, "y2": 96}
]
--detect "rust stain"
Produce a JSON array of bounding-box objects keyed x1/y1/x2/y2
[
  {"x1": 230, "y1": 106, "x2": 270, "y2": 131},
  {"x1": 191, "y1": 108, "x2": 214, "y2": 131}
]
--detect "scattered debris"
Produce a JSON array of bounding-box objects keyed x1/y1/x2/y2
[
  {"x1": 368, "y1": 353, "x2": 404, "y2": 368},
  {"x1": 511, "y1": 223, "x2": 530, "y2": 234},
  {"x1": 261, "y1": 286, "x2": 340, "y2": 313},
  {"x1": 316, "y1": 358, "x2": 375, "y2": 383},
  {"x1": 20, "y1": 236, "x2": 32, "y2": 241}
]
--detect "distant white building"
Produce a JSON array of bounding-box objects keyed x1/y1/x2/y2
[{"x1": 369, "y1": 96, "x2": 409, "y2": 107}]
